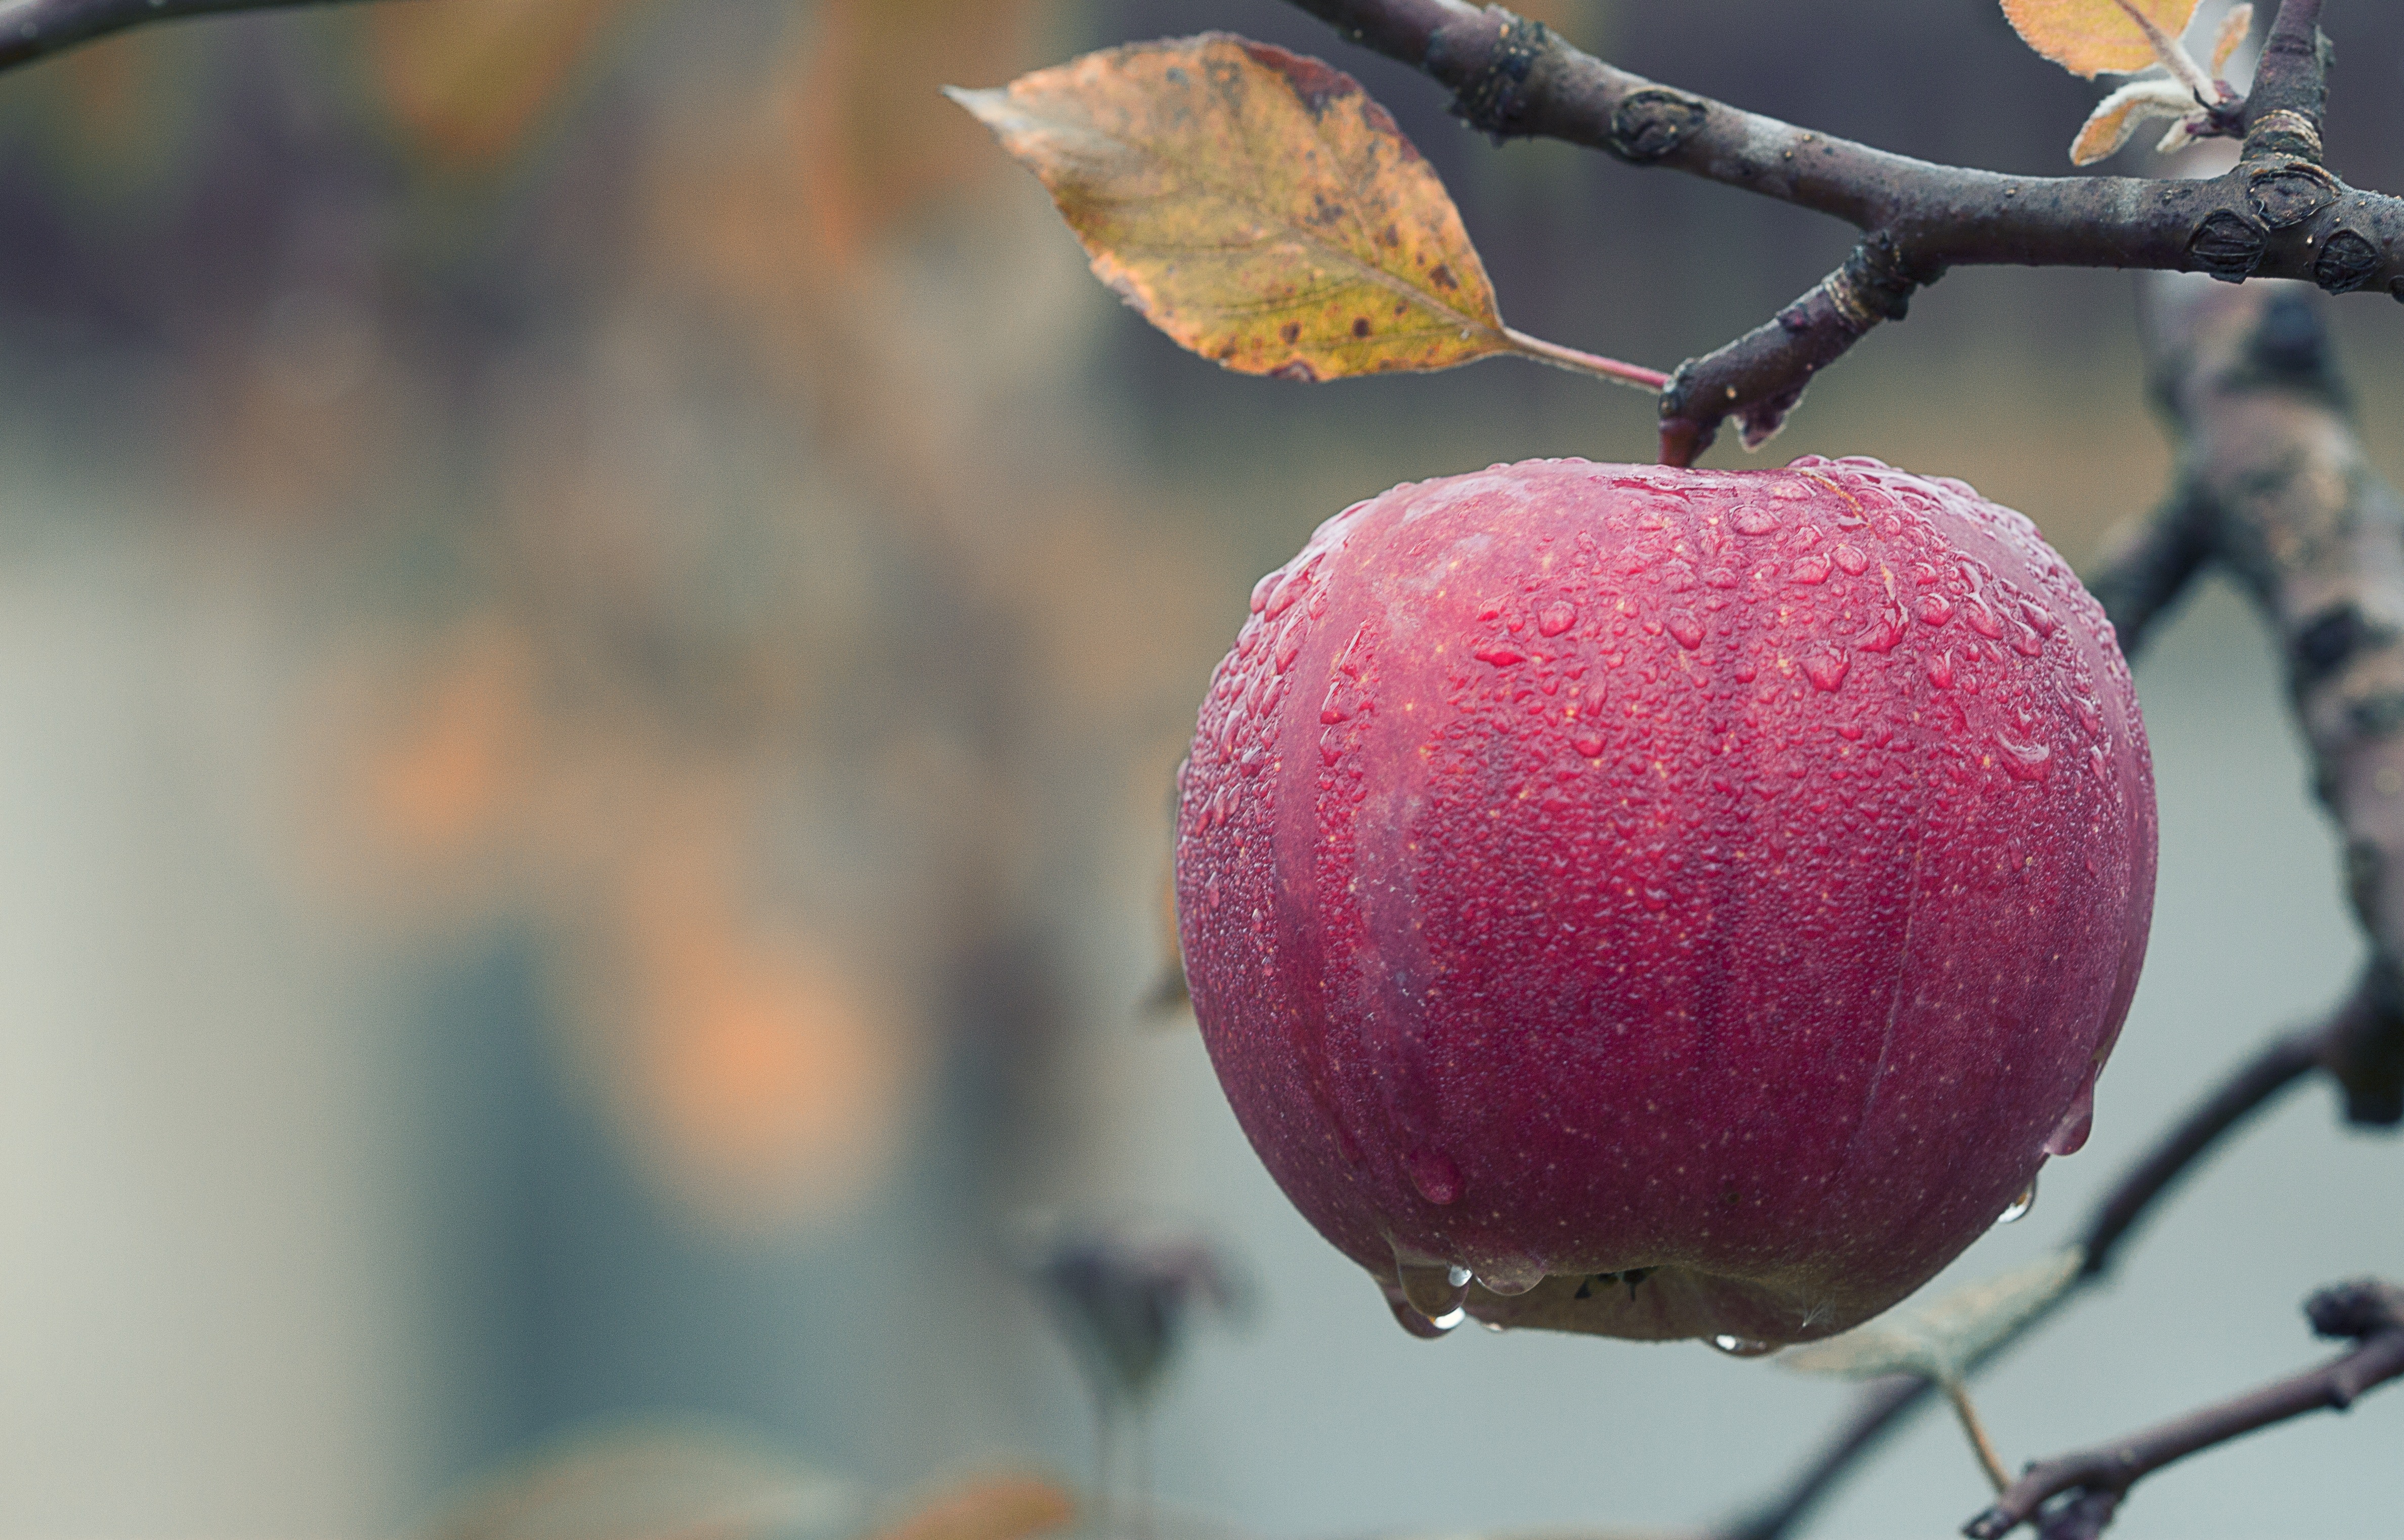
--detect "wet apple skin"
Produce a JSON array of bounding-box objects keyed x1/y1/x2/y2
[{"x1": 1175, "y1": 456, "x2": 2157, "y2": 1344}]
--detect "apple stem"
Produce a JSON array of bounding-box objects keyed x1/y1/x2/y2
[{"x1": 1945, "y1": 1380, "x2": 2013, "y2": 1494}]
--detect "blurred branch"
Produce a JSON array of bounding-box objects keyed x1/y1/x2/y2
[
  {"x1": 1278, "y1": 0, "x2": 2395, "y2": 461},
  {"x1": 0, "y1": 0, "x2": 395, "y2": 75},
  {"x1": 2093, "y1": 273, "x2": 2404, "y2": 1125},
  {"x1": 1961, "y1": 1278, "x2": 2404, "y2": 1539}
]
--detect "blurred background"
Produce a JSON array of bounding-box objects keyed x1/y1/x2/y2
[{"x1": 0, "y1": 0, "x2": 2398, "y2": 1536}]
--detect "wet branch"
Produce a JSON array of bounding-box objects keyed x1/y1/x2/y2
[
  {"x1": 1961, "y1": 1278, "x2": 2404, "y2": 1539},
  {"x1": 0, "y1": 0, "x2": 393, "y2": 74},
  {"x1": 1278, "y1": 0, "x2": 2403, "y2": 461}
]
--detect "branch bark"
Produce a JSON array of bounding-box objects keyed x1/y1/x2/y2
[
  {"x1": 1279, "y1": 0, "x2": 2402, "y2": 461},
  {"x1": 1961, "y1": 1279, "x2": 2404, "y2": 1539},
  {"x1": 0, "y1": 0, "x2": 392, "y2": 75}
]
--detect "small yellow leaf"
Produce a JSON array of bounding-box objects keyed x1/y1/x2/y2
[
  {"x1": 2000, "y1": 0, "x2": 2203, "y2": 78},
  {"x1": 948, "y1": 34, "x2": 1512, "y2": 381},
  {"x1": 2210, "y1": 3, "x2": 2254, "y2": 76}
]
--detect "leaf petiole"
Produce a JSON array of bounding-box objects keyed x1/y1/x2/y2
[{"x1": 1499, "y1": 326, "x2": 1670, "y2": 393}]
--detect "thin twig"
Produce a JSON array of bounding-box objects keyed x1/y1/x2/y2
[
  {"x1": 1278, "y1": 0, "x2": 2387, "y2": 458},
  {"x1": 1945, "y1": 1383, "x2": 2012, "y2": 1495},
  {"x1": 0, "y1": 0, "x2": 395, "y2": 75},
  {"x1": 1961, "y1": 1279, "x2": 2404, "y2": 1538}
]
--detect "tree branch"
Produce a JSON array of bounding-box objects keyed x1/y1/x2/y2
[
  {"x1": 1279, "y1": 0, "x2": 2404, "y2": 461},
  {"x1": 1961, "y1": 1279, "x2": 2404, "y2": 1539},
  {"x1": 2090, "y1": 273, "x2": 2404, "y2": 1126},
  {"x1": 0, "y1": 0, "x2": 391, "y2": 75}
]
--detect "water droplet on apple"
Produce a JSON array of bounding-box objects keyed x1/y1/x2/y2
[
  {"x1": 1733, "y1": 506, "x2": 1780, "y2": 536},
  {"x1": 1537, "y1": 601, "x2": 1576, "y2": 637},
  {"x1": 1804, "y1": 651, "x2": 1850, "y2": 692},
  {"x1": 1668, "y1": 613, "x2": 1706, "y2": 650},
  {"x1": 1996, "y1": 1174, "x2": 2038, "y2": 1225},
  {"x1": 1709, "y1": 1335, "x2": 1780, "y2": 1357},
  {"x1": 1474, "y1": 1258, "x2": 1545, "y2": 1296},
  {"x1": 1408, "y1": 1148, "x2": 1463, "y2": 1205},
  {"x1": 1574, "y1": 733, "x2": 1607, "y2": 758},
  {"x1": 1994, "y1": 730, "x2": 2053, "y2": 783}
]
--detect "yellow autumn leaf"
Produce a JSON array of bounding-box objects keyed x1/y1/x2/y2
[
  {"x1": 948, "y1": 34, "x2": 1658, "y2": 388},
  {"x1": 2001, "y1": 0, "x2": 2202, "y2": 78}
]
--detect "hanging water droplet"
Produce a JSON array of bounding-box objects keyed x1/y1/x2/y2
[
  {"x1": 1480, "y1": 1319, "x2": 1509, "y2": 1333},
  {"x1": 1396, "y1": 1259, "x2": 1471, "y2": 1320},
  {"x1": 1429, "y1": 1306, "x2": 1466, "y2": 1330},
  {"x1": 1385, "y1": 1293, "x2": 1457, "y2": 1340},
  {"x1": 2045, "y1": 1078, "x2": 2097, "y2": 1156},
  {"x1": 1996, "y1": 1173, "x2": 2038, "y2": 1225},
  {"x1": 1709, "y1": 1335, "x2": 1780, "y2": 1358}
]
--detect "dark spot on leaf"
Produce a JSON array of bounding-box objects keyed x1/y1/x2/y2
[
  {"x1": 1239, "y1": 38, "x2": 1358, "y2": 117},
  {"x1": 1351, "y1": 317, "x2": 1371, "y2": 338},
  {"x1": 1279, "y1": 322, "x2": 1301, "y2": 345},
  {"x1": 1381, "y1": 223, "x2": 1401, "y2": 248},
  {"x1": 1429, "y1": 264, "x2": 1457, "y2": 290}
]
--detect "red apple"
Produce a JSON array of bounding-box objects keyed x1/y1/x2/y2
[{"x1": 1174, "y1": 456, "x2": 2155, "y2": 1348}]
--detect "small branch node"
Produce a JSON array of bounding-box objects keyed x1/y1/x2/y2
[{"x1": 1441, "y1": 7, "x2": 1548, "y2": 142}]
